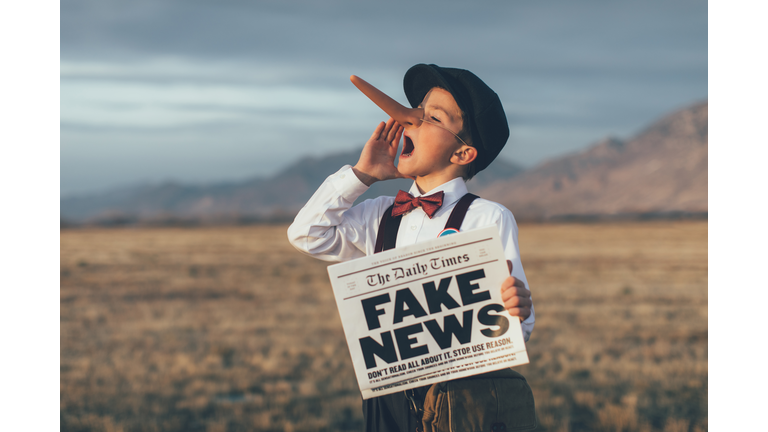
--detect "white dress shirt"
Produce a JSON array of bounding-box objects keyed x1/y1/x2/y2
[{"x1": 287, "y1": 165, "x2": 534, "y2": 341}]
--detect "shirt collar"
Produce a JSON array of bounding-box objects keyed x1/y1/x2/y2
[{"x1": 408, "y1": 177, "x2": 468, "y2": 208}]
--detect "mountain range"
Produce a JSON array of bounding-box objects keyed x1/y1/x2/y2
[
  {"x1": 477, "y1": 101, "x2": 707, "y2": 219},
  {"x1": 61, "y1": 101, "x2": 707, "y2": 225}
]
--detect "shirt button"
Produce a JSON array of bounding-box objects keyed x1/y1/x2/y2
[
  {"x1": 340, "y1": 174, "x2": 346, "y2": 179},
  {"x1": 411, "y1": 226, "x2": 417, "y2": 230}
]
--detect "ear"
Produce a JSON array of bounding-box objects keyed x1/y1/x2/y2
[{"x1": 450, "y1": 145, "x2": 477, "y2": 166}]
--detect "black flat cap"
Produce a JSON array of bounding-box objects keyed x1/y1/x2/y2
[{"x1": 403, "y1": 64, "x2": 509, "y2": 173}]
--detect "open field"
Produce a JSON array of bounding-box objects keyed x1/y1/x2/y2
[{"x1": 61, "y1": 221, "x2": 707, "y2": 431}]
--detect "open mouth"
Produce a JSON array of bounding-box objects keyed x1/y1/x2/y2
[{"x1": 401, "y1": 136, "x2": 415, "y2": 157}]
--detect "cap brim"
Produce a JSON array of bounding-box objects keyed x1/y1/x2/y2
[{"x1": 404, "y1": 64, "x2": 458, "y2": 109}]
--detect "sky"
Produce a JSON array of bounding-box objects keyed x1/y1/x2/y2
[
  {"x1": 10, "y1": 3, "x2": 768, "y2": 429},
  {"x1": 60, "y1": 0, "x2": 707, "y2": 196}
]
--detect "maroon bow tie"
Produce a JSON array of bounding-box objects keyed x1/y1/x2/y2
[{"x1": 392, "y1": 190, "x2": 445, "y2": 218}]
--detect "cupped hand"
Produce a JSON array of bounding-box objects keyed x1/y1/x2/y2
[{"x1": 353, "y1": 118, "x2": 412, "y2": 186}]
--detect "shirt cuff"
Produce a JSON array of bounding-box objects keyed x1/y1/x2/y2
[
  {"x1": 329, "y1": 165, "x2": 369, "y2": 202},
  {"x1": 520, "y1": 307, "x2": 534, "y2": 342}
]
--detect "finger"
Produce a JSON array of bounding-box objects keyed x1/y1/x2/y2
[
  {"x1": 501, "y1": 285, "x2": 531, "y2": 302},
  {"x1": 504, "y1": 306, "x2": 531, "y2": 321},
  {"x1": 507, "y1": 260, "x2": 513, "y2": 273},
  {"x1": 369, "y1": 121, "x2": 386, "y2": 141},
  {"x1": 501, "y1": 285, "x2": 531, "y2": 300},
  {"x1": 502, "y1": 296, "x2": 533, "y2": 309},
  {"x1": 385, "y1": 117, "x2": 397, "y2": 133},
  {"x1": 391, "y1": 124, "x2": 404, "y2": 147},
  {"x1": 504, "y1": 275, "x2": 526, "y2": 290},
  {"x1": 500, "y1": 276, "x2": 513, "y2": 291},
  {"x1": 385, "y1": 118, "x2": 399, "y2": 142},
  {"x1": 500, "y1": 276, "x2": 526, "y2": 291}
]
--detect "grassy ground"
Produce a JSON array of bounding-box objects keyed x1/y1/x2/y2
[{"x1": 60, "y1": 221, "x2": 707, "y2": 431}]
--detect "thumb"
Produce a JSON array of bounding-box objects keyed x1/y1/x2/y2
[{"x1": 507, "y1": 260, "x2": 513, "y2": 274}]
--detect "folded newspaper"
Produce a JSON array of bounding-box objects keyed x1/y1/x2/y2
[{"x1": 327, "y1": 225, "x2": 529, "y2": 399}]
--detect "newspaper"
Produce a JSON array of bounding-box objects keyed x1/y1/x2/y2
[{"x1": 327, "y1": 225, "x2": 529, "y2": 399}]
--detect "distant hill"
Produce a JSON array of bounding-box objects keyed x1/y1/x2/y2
[
  {"x1": 60, "y1": 149, "x2": 524, "y2": 224},
  {"x1": 477, "y1": 101, "x2": 708, "y2": 220},
  {"x1": 61, "y1": 101, "x2": 706, "y2": 225}
]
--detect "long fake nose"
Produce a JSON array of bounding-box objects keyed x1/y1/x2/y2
[{"x1": 350, "y1": 75, "x2": 424, "y2": 129}]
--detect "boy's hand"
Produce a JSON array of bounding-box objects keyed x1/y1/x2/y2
[
  {"x1": 353, "y1": 118, "x2": 410, "y2": 186},
  {"x1": 501, "y1": 260, "x2": 532, "y2": 321}
]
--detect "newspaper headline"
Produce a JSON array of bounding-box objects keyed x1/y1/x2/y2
[{"x1": 327, "y1": 226, "x2": 529, "y2": 399}]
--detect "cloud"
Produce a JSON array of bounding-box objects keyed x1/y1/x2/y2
[{"x1": 60, "y1": 0, "x2": 707, "y2": 196}]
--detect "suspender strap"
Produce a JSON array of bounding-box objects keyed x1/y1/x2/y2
[
  {"x1": 374, "y1": 204, "x2": 402, "y2": 254},
  {"x1": 444, "y1": 193, "x2": 479, "y2": 231},
  {"x1": 374, "y1": 193, "x2": 479, "y2": 254}
]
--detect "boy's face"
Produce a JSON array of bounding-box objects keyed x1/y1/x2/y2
[{"x1": 399, "y1": 88, "x2": 466, "y2": 179}]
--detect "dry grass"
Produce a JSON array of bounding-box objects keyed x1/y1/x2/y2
[
  {"x1": 514, "y1": 222, "x2": 707, "y2": 432},
  {"x1": 60, "y1": 221, "x2": 707, "y2": 431}
]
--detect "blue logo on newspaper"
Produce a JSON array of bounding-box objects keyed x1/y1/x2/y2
[{"x1": 438, "y1": 228, "x2": 460, "y2": 237}]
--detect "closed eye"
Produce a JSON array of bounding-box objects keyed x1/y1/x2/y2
[{"x1": 430, "y1": 116, "x2": 441, "y2": 123}]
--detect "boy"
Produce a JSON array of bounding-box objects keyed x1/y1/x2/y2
[{"x1": 287, "y1": 64, "x2": 534, "y2": 431}]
